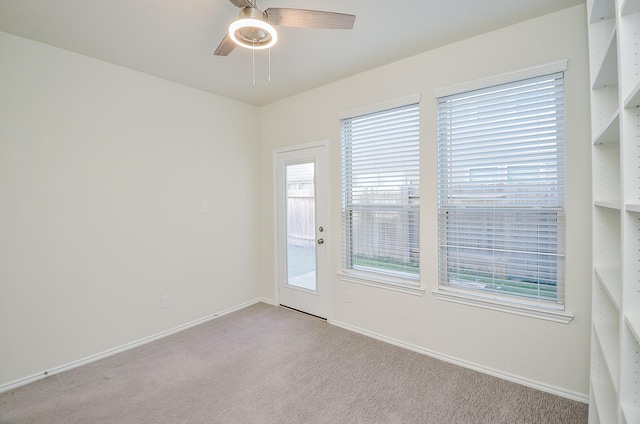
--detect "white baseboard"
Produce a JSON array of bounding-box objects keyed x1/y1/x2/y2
[
  {"x1": 258, "y1": 297, "x2": 276, "y2": 306},
  {"x1": 0, "y1": 299, "x2": 266, "y2": 394},
  {"x1": 3, "y1": 299, "x2": 587, "y2": 404},
  {"x1": 328, "y1": 318, "x2": 589, "y2": 404}
]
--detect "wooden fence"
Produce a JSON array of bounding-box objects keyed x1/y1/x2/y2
[{"x1": 287, "y1": 195, "x2": 315, "y2": 248}]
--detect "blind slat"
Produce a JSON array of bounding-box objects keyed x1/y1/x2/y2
[
  {"x1": 437, "y1": 71, "x2": 565, "y2": 306},
  {"x1": 342, "y1": 102, "x2": 420, "y2": 281}
]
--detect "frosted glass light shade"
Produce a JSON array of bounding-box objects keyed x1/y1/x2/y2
[{"x1": 229, "y1": 18, "x2": 277, "y2": 50}]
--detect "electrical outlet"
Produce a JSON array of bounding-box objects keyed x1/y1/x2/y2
[
  {"x1": 346, "y1": 290, "x2": 353, "y2": 303},
  {"x1": 161, "y1": 295, "x2": 170, "y2": 309}
]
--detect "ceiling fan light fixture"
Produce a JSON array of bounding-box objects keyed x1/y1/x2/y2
[
  {"x1": 228, "y1": 8, "x2": 278, "y2": 50},
  {"x1": 214, "y1": 2, "x2": 356, "y2": 57}
]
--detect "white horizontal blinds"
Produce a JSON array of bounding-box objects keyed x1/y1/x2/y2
[
  {"x1": 342, "y1": 102, "x2": 420, "y2": 281},
  {"x1": 437, "y1": 72, "x2": 565, "y2": 305}
]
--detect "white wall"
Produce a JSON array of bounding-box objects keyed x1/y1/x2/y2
[
  {"x1": 0, "y1": 32, "x2": 261, "y2": 386},
  {"x1": 1, "y1": 4, "x2": 592, "y2": 399},
  {"x1": 259, "y1": 5, "x2": 592, "y2": 398}
]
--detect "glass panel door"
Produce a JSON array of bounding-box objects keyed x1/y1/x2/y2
[
  {"x1": 285, "y1": 162, "x2": 317, "y2": 291},
  {"x1": 275, "y1": 142, "x2": 327, "y2": 318}
]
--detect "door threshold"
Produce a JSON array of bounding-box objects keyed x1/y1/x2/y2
[{"x1": 279, "y1": 304, "x2": 326, "y2": 320}]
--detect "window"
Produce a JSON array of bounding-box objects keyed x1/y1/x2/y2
[
  {"x1": 436, "y1": 71, "x2": 566, "y2": 311},
  {"x1": 341, "y1": 100, "x2": 420, "y2": 285}
]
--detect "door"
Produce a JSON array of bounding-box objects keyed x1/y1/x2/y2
[{"x1": 275, "y1": 143, "x2": 327, "y2": 318}]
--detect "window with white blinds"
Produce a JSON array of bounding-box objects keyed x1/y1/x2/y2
[
  {"x1": 341, "y1": 102, "x2": 420, "y2": 283},
  {"x1": 437, "y1": 72, "x2": 565, "y2": 308}
]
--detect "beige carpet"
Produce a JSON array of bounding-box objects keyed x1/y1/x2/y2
[{"x1": 0, "y1": 302, "x2": 587, "y2": 423}]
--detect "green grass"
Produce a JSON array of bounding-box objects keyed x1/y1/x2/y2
[
  {"x1": 449, "y1": 271, "x2": 558, "y2": 300},
  {"x1": 352, "y1": 256, "x2": 419, "y2": 275}
]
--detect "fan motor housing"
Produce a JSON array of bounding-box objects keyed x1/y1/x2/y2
[{"x1": 231, "y1": 7, "x2": 273, "y2": 47}]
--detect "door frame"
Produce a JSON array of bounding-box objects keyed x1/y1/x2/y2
[{"x1": 273, "y1": 140, "x2": 330, "y2": 318}]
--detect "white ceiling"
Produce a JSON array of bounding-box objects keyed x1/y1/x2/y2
[{"x1": 0, "y1": 0, "x2": 584, "y2": 106}]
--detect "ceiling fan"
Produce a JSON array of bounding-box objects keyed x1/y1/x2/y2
[{"x1": 214, "y1": 0, "x2": 356, "y2": 56}]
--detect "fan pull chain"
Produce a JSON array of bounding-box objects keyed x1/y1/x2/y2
[
  {"x1": 249, "y1": 41, "x2": 272, "y2": 87},
  {"x1": 252, "y1": 41, "x2": 256, "y2": 88},
  {"x1": 268, "y1": 48, "x2": 271, "y2": 84}
]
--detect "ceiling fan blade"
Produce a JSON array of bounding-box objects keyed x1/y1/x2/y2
[
  {"x1": 265, "y1": 8, "x2": 355, "y2": 29},
  {"x1": 228, "y1": 0, "x2": 253, "y2": 8},
  {"x1": 214, "y1": 34, "x2": 237, "y2": 56}
]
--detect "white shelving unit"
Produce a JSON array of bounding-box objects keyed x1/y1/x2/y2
[{"x1": 587, "y1": 0, "x2": 640, "y2": 422}]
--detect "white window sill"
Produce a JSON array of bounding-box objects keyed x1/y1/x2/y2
[
  {"x1": 338, "y1": 272, "x2": 425, "y2": 296},
  {"x1": 433, "y1": 289, "x2": 574, "y2": 324}
]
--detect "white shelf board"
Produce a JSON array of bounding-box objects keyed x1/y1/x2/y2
[
  {"x1": 594, "y1": 200, "x2": 622, "y2": 210},
  {"x1": 591, "y1": 380, "x2": 617, "y2": 423},
  {"x1": 594, "y1": 265, "x2": 622, "y2": 309},
  {"x1": 625, "y1": 203, "x2": 640, "y2": 213},
  {"x1": 624, "y1": 82, "x2": 640, "y2": 108},
  {"x1": 593, "y1": 109, "x2": 620, "y2": 144},
  {"x1": 594, "y1": 321, "x2": 621, "y2": 390},
  {"x1": 621, "y1": 0, "x2": 640, "y2": 15},
  {"x1": 592, "y1": 27, "x2": 618, "y2": 89},
  {"x1": 622, "y1": 404, "x2": 640, "y2": 424},
  {"x1": 590, "y1": 0, "x2": 617, "y2": 23},
  {"x1": 588, "y1": 1, "x2": 640, "y2": 421},
  {"x1": 626, "y1": 314, "x2": 640, "y2": 343}
]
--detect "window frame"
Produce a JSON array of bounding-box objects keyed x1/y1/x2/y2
[
  {"x1": 339, "y1": 95, "x2": 423, "y2": 293},
  {"x1": 433, "y1": 61, "x2": 574, "y2": 323}
]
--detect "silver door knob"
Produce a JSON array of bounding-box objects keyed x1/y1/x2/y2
[{"x1": 317, "y1": 238, "x2": 325, "y2": 245}]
